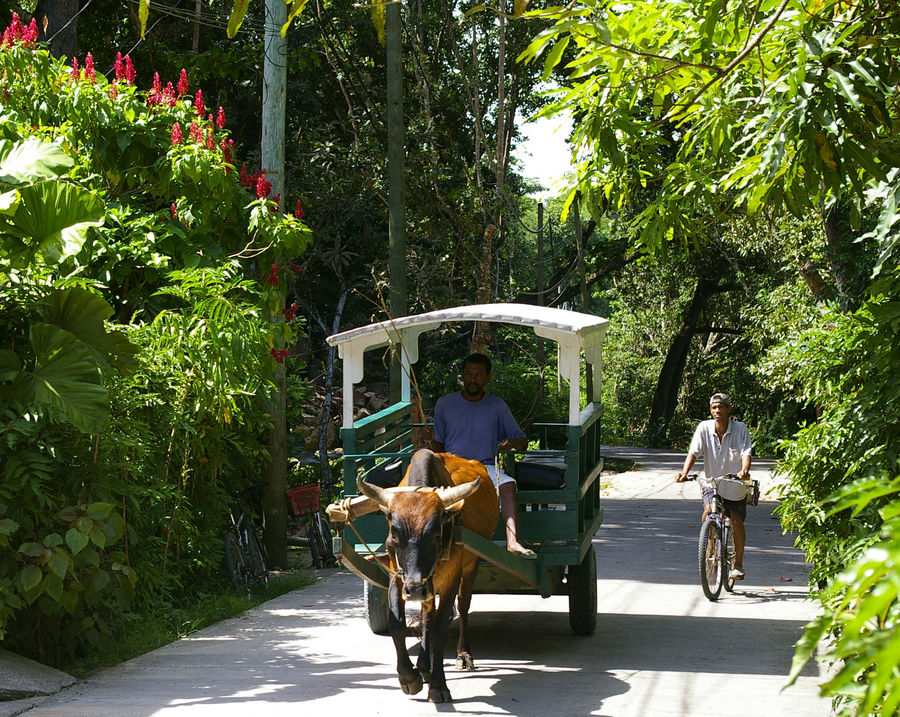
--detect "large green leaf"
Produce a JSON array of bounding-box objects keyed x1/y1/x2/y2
[
  {"x1": 0, "y1": 139, "x2": 73, "y2": 186},
  {"x1": 9, "y1": 181, "x2": 105, "y2": 263},
  {"x1": 6, "y1": 323, "x2": 109, "y2": 434},
  {"x1": 0, "y1": 349, "x2": 21, "y2": 381},
  {"x1": 42, "y1": 288, "x2": 140, "y2": 371},
  {"x1": 227, "y1": 0, "x2": 250, "y2": 38},
  {"x1": 0, "y1": 188, "x2": 18, "y2": 215}
]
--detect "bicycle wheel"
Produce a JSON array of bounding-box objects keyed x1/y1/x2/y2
[
  {"x1": 245, "y1": 526, "x2": 268, "y2": 588},
  {"x1": 224, "y1": 529, "x2": 250, "y2": 595},
  {"x1": 306, "y1": 513, "x2": 333, "y2": 568},
  {"x1": 699, "y1": 519, "x2": 723, "y2": 601},
  {"x1": 723, "y1": 524, "x2": 736, "y2": 593},
  {"x1": 311, "y1": 512, "x2": 335, "y2": 568}
]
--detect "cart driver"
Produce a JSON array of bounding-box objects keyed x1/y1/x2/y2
[
  {"x1": 675, "y1": 393, "x2": 752, "y2": 580},
  {"x1": 430, "y1": 353, "x2": 534, "y2": 557}
]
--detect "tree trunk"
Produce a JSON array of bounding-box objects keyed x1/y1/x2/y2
[
  {"x1": 318, "y1": 288, "x2": 348, "y2": 501},
  {"x1": 386, "y1": 0, "x2": 407, "y2": 401},
  {"x1": 646, "y1": 277, "x2": 725, "y2": 446},
  {"x1": 472, "y1": 224, "x2": 498, "y2": 352},
  {"x1": 259, "y1": 0, "x2": 289, "y2": 571},
  {"x1": 36, "y1": 0, "x2": 79, "y2": 59},
  {"x1": 262, "y1": 365, "x2": 288, "y2": 570}
]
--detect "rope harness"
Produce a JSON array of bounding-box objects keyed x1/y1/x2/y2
[{"x1": 335, "y1": 480, "x2": 496, "y2": 585}]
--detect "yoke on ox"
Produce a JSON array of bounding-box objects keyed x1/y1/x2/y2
[{"x1": 356, "y1": 448, "x2": 498, "y2": 703}]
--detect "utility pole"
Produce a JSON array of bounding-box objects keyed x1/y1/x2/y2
[
  {"x1": 260, "y1": 0, "x2": 288, "y2": 569},
  {"x1": 386, "y1": 0, "x2": 407, "y2": 402}
]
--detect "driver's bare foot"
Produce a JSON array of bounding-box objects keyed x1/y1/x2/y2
[{"x1": 507, "y1": 542, "x2": 535, "y2": 557}]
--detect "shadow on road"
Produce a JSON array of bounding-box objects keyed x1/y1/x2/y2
[{"x1": 595, "y1": 498, "x2": 811, "y2": 586}]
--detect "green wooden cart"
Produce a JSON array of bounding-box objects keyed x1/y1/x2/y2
[{"x1": 325, "y1": 303, "x2": 609, "y2": 635}]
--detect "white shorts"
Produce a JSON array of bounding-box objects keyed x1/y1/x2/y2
[{"x1": 485, "y1": 463, "x2": 515, "y2": 489}]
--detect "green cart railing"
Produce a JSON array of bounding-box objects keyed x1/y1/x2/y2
[{"x1": 326, "y1": 303, "x2": 609, "y2": 635}]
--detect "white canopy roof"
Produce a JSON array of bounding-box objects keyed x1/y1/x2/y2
[{"x1": 327, "y1": 303, "x2": 609, "y2": 426}]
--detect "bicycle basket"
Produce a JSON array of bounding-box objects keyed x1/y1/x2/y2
[
  {"x1": 287, "y1": 484, "x2": 320, "y2": 517},
  {"x1": 714, "y1": 477, "x2": 748, "y2": 501},
  {"x1": 746, "y1": 479, "x2": 761, "y2": 506}
]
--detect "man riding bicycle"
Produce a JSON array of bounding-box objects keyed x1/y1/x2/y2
[{"x1": 675, "y1": 393, "x2": 752, "y2": 580}]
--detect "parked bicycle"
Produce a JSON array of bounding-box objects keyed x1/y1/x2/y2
[
  {"x1": 684, "y1": 473, "x2": 759, "y2": 601},
  {"x1": 287, "y1": 483, "x2": 336, "y2": 569},
  {"x1": 224, "y1": 481, "x2": 269, "y2": 596}
]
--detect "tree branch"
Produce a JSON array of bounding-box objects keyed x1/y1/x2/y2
[{"x1": 652, "y1": 0, "x2": 791, "y2": 127}]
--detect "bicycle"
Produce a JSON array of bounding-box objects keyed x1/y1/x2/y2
[
  {"x1": 224, "y1": 481, "x2": 269, "y2": 596},
  {"x1": 287, "y1": 483, "x2": 336, "y2": 569},
  {"x1": 683, "y1": 473, "x2": 760, "y2": 601}
]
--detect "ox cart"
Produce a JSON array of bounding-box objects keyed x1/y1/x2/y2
[{"x1": 325, "y1": 303, "x2": 609, "y2": 636}]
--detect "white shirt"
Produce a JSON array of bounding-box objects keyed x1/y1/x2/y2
[{"x1": 689, "y1": 418, "x2": 752, "y2": 479}]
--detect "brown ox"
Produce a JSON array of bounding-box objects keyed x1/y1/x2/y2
[{"x1": 357, "y1": 448, "x2": 499, "y2": 703}]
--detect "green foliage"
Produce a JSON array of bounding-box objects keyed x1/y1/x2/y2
[
  {"x1": 0, "y1": 25, "x2": 311, "y2": 662},
  {"x1": 776, "y1": 259, "x2": 900, "y2": 710},
  {"x1": 786, "y1": 475, "x2": 900, "y2": 715},
  {"x1": 519, "y1": 0, "x2": 899, "y2": 254},
  {"x1": 0, "y1": 418, "x2": 135, "y2": 649}
]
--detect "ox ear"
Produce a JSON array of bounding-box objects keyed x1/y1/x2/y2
[
  {"x1": 357, "y1": 475, "x2": 392, "y2": 511},
  {"x1": 438, "y1": 477, "x2": 481, "y2": 512}
]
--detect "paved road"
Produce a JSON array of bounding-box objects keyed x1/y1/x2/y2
[{"x1": 5, "y1": 449, "x2": 829, "y2": 716}]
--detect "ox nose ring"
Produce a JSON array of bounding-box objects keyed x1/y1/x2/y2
[{"x1": 403, "y1": 580, "x2": 433, "y2": 603}]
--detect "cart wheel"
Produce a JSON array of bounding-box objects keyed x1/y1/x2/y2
[
  {"x1": 365, "y1": 582, "x2": 391, "y2": 636},
  {"x1": 568, "y1": 546, "x2": 598, "y2": 635}
]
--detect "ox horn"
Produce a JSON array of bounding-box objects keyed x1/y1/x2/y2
[
  {"x1": 438, "y1": 477, "x2": 481, "y2": 510},
  {"x1": 356, "y1": 475, "x2": 394, "y2": 509}
]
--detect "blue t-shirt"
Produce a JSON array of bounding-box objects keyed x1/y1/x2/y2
[{"x1": 432, "y1": 392, "x2": 525, "y2": 465}]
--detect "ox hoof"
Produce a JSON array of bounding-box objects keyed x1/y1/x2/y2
[
  {"x1": 399, "y1": 673, "x2": 424, "y2": 696},
  {"x1": 428, "y1": 686, "x2": 453, "y2": 703},
  {"x1": 455, "y1": 653, "x2": 475, "y2": 671}
]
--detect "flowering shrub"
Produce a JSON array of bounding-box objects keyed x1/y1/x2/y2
[{"x1": 0, "y1": 14, "x2": 312, "y2": 661}]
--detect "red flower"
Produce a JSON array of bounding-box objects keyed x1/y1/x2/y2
[
  {"x1": 2, "y1": 13, "x2": 31, "y2": 46},
  {"x1": 189, "y1": 121, "x2": 202, "y2": 143},
  {"x1": 293, "y1": 199, "x2": 305, "y2": 220},
  {"x1": 84, "y1": 53, "x2": 96, "y2": 84},
  {"x1": 23, "y1": 18, "x2": 38, "y2": 45},
  {"x1": 255, "y1": 173, "x2": 272, "y2": 199},
  {"x1": 281, "y1": 303, "x2": 299, "y2": 322},
  {"x1": 272, "y1": 193, "x2": 281, "y2": 210},
  {"x1": 290, "y1": 261, "x2": 303, "y2": 273},
  {"x1": 220, "y1": 139, "x2": 234, "y2": 166},
  {"x1": 109, "y1": 85, "x2": 119, "y2": 100},
  {"x1": 114, "y1": 52, "x2": 124, "y2": 81},
  {"x1": 216, "y1": 106, "x2": 226, "y2": 129},
  {"x1": 205, "y1": 128, "x2": 215, "y2": 150},
  {"x1": 170, "y1": 203, "x2": 178, "y2": 219},
  {"x1": 194, "y1": 89, "x2": 204, "y2": 117},
  {"x1": 70, "y1": 56, "x2": 80, "y2": 81},
  {"x1": 267, "y1": 263, "x2": 279, "y2": 286},
  {"x1": 170, "y1": 123, "x2": 183, "y2": 145},
  {"x1": 177, "y1": 68, "x2": 189, "y2": 96},
  {"x1": 270, "y1": 348, "x2": 290, "y2": 364},
  {"x1": 125, "y1": 54, "x2": 136, "y2": 85}
]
